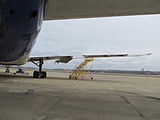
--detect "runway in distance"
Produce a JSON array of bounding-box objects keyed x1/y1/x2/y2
[{"x1": 0, "y1": 0, "x2": 159, "y2": 78}]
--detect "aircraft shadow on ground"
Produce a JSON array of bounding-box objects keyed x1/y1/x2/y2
[
  {"x1": 0, "y1": 73, "x2": 123, "y2": 83},
  {"x1": 46, "y1": 76, "x2": 123, "y2": 83},
  {"x1": 0, "y1": 73, "x2": 33, "y2": 79}
]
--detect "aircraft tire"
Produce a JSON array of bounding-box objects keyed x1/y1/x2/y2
[
  {"x1": 33, "y1": 71, "x2": 39, "y2": 78},
  {"x1": 40, "y1": 71, "x2": 47, "y2": 78}
]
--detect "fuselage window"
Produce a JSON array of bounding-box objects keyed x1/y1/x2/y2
[{"x1": 29, "y1": 10, "x2": 38, "y2": 18}]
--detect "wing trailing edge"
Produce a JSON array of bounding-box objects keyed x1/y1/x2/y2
[{"x1": 28, "y1": 53, "x2": 151, "y2": 64}]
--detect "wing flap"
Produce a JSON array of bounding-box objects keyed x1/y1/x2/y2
[
  {"x1": 29, "y1": 56, "x2": 73, "y2": 63},
  {"x1": 83, "y1": 54, "x2": 128, "y2": 58},
  {"x1": 44, "y1": 0, "x2": 160, "y2": 20}
]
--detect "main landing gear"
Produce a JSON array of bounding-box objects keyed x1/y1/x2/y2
[{"x1": 31, "y1": 59, "x2": 47, "y2": 78}]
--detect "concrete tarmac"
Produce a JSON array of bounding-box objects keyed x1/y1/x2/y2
[{"x1": 0, "y1": 68, "x2": 160, "y2": 120}]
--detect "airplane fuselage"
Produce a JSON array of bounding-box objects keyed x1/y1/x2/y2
[{"x1": 0, "y1": 0, "x2": 45, "y2": 65}]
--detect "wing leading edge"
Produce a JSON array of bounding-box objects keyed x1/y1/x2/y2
[{"x1": 44, "y1": 0, "x2": 160, "y2": 20}]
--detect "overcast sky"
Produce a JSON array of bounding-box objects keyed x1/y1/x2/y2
[{"x1": 25, "y1": 14, "x2": 160, "y2": 71}]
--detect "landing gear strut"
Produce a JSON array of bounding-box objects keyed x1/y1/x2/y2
[
  {"x1": 5, "y1": 65, "x2": 10, "y2": 73},
  {"x1": 31, "y1": 59, "x2": 47, "y2": 78}
]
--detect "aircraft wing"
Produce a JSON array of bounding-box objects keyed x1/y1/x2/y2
[
  {"x1": 28, "y1": 53, "x2": 151, "y2": 64},
  {"x1": 44, "y1": 0, "x2": 160, "y2": 20}
]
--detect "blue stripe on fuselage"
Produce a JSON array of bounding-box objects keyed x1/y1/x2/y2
[{"x1": 0, "y1": 0, "x2": 44, "y2": 63}]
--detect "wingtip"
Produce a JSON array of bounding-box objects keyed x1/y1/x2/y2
[{"x1": 147, "y1": 53, "x2": 152, "y2": 55}]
